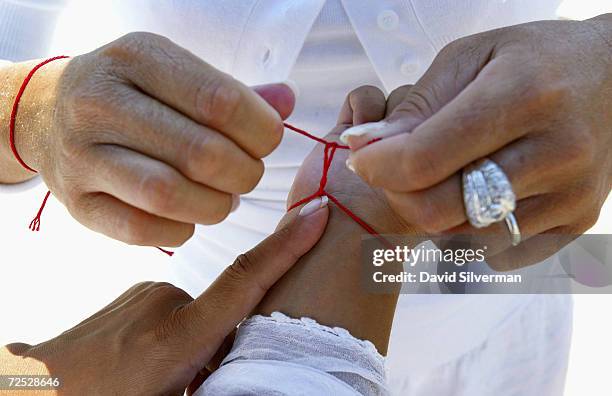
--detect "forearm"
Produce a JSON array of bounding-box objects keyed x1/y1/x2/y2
[
  {"x1": 0, "y1": 58, "x2": 67, "y2": 183},
  {"x1": 257, "y1": 206, "x2": 402, "y2": 354},
  {"x1": 255, "y1": 134, "x2": 410, "y2": 355}
]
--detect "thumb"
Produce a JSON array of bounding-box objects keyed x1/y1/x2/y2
[
  {"x1": 252, "y1": 82, "x2": 297, "y2": 120},
  {"x1": 340, "y1": 35, "x2": 496, "y2": 149},
  {"x1": 178, "y1": 197, "x2": 328, "y2": 358}
]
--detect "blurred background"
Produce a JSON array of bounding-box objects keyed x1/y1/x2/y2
[{"x1": 1, "y1": 1, "x2": 611, "y2": 394}]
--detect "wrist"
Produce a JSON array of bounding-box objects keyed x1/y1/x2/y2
[{"x1": 3, "y1": 58, "x2": 69, "y2": 177}]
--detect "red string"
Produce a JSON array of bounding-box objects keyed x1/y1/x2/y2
[
  {"x1": 9, "y1": 56, "x2": 69, "y2": 173},
  {"x1": 28, "y1": 190, "x2": 51, "y2": 231},
  {"x1": 11, "y1": 59, "x2": 384, "y2": 254},
  {"x1": 9, "y1": 56, "x2": 69, "y2": 233},
  {"x1": 9, "y1": 56, "x2": 174, "y2": 255},
  {"x1": 284, "y1": 122, "x2": 390, "y2": 246},
  {"x1": 156, "y1": 247, "x2": 175, "y2": 257}
]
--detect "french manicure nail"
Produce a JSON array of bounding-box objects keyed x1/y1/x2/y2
[
  {"x1": 339, "y1": 121, "x2": 389, "y2": 144},
  {"x1": 299, "y1": 196, "x2": 328, "y2": 216},
  {"x1": 230, "y1": 194, "x2": 241, "y2": 213}
]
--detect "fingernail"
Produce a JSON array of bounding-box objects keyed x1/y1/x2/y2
[
  {"x1": 339, "y1": 121, "x2": 389, "y2": 145},
  {"x1": 230, "y1": 194, "x2": 241, "y2": 213},
  {"x1": 282, "y1": 79, "x2": 300, "y2": 99},
  {"x1": 345, "y1": 158, "x2": 355, "y2": 172},
  {"x1": 299, "y1": 196, "x2": 328, "y2": 217}
]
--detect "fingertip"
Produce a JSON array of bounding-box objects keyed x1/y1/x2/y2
[
  {"x1": 291, "y1": 198, "x2": 329, "y2": 251},
  {"x1": 252, "y1": 82, "x2": 296, "y2": 120}
]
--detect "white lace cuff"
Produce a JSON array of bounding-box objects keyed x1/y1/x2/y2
[{"x1": 197, "y1": 312, "x2": 389, "y2": 395}]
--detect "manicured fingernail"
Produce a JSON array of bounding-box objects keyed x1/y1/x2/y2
[
  {"x1": 339, "y1": 121, "x2": 389, "y2": 144},
  {"x1": 345, "y1": 158, "x2": 355, "y2": 172},
  {"x1": 299, "y1": 196, "x2": 328, "y2": 217},
  {"x1": 230, "y1": 194, "x2": 241, "y2": 213},
  {"x1": 282, "y1": 79, "x2": 300, "y2": 99}
]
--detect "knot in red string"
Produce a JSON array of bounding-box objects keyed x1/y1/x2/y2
[{"x1": 284, "y1": 122, "x2": 387, "y2": 243}]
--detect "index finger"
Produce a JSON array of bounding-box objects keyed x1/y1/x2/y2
[
  {"x1": 175, "y1": 202, "x2": 329, "y2": 354},
  {"x1": 103, "y1": 32, "x2": 285, "y2": 158},
  {"x1": 350, "y1": 56, "x2": 536, "y2": 192}
]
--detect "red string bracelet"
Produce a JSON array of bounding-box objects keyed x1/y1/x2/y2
[{"x1": 9, "y1": 56, "x2": 69, "y2": 232}]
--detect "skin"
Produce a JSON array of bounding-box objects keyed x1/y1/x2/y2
[
  {"x1": 0, "y1": 32, "x2": 295, "y2": 247},
  {"x1": 0, "y1": 87, "x2": 409, "y2": 395},
  {"x1": 257, "y1": 86, "x2": 414, "y2": 354},
  {"x1": 0, "y1": 205, "x2": 329, "y2": 396},
  {"x1": 344, "y1": 14, "x2": 612, "y2": 270}
]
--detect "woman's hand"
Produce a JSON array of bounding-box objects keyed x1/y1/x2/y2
[
  {"x1": 341, "y1": 15, "x2": 612, "y2": 270},
  {"x1": 288, "y1": 85, "x2": 414, "y2": 236},
  {"x1": 6, "y1": 32, "x2": 295, "y2": 247},
  {"x1": 1, "y1": 206, "x2": 328, "y2": 395}
]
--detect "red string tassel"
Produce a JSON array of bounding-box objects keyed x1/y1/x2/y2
[{"x1": 29, "y1": 190, "x2": 51, "y2": 231}]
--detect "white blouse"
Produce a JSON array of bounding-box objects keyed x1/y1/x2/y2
[{"x1": 1, "y1": 0, "x2": 566, "y2": 393}]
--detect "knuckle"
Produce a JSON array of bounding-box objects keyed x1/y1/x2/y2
[
  {"x1": 139, "y1": 171, "x2": 181, "y2": 214},
  {"x1": 196, "y1": 75, "x2": 242, "y2": 128},
  {"x1": 517, "y1": 76, "x2": 572, "y2": 116},
  {"x1": 241, "y1": 160, "x2": 265, "y2": 193},
  {"x1": 147, "y1": 282, "x2": 189, "y2": 302},
  {"x1": 184, "y1": 132, "x2": 224, "y2": 180},
  {"x1": 560, "y1": 128, "x2": 595, "y2": 170},
  {"x1": 392, "y1": 86, "x2": 436, "y2": 119},
  {"x1": 226, "y1": 253, "x2": 255, "y2": 282},
  {"x1": 413, "y1": 197, "x2": 449, "y2": 233},
  {"x1": 582, "y1": 209, "x2": 601, "y2": 230},
  {"x1": 387, "y1": 85, "x2": 413, "y2": 104},
  {"x1": 225, "y1": 253, "x2": 267, "y2": 294},
  {"x1": 63, "y1": 190, "x2": 88, "y2": 220},
  {"x1": 202, "y1": 194, "x2": 233, "y2": 225},
  {"x1": 104, "y1": 32, "x2": 165, "y2": 61},
  {"x1": 350, "y1": 85, "x2": 384, "y2": 99},
  {"x1": 175, "y1": 225, "x2": 195, "y2": 246},
  {"x1": 118, "y1": 212, "x2": 151, "y2": 246},
  {"x1": 259, "y1": 117, "x2": 283, "y2": 157}
]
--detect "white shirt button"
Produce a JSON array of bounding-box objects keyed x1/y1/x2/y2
[{"x1": 377, "y1": 10, "x2": 399, "y2": 31}]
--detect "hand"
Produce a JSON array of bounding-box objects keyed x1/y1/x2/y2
[
  {"x1": 19, "y1": 32, "x2": 295, "y2": 247},
  {"x1": 1, "y1": 206, "x2": 328, "y2": 395},
  {"x1": 341, "y1": 15, "x2": 612, "y2": 270},
  {"x1": 288, "y1": 85, "x2": 412, "y2": 235}
]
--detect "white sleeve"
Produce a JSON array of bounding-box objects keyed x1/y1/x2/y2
[
  {"x1": 0, "y1": 0, "x2": 68, "y2": 61},
  {"x1": 0, "y1": 1, "x2": 65, "y2": 190}
]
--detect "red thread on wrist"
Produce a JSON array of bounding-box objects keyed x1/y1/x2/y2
[
  {"x1": 9, "y1": 56, "x2": 69, "y2": 173},
  {"x1": 9, "y1": 56, "x2": 69, "y2": 233},
  {"x1": 284, "y1": 122, "x2": 391, "y2": 247}
]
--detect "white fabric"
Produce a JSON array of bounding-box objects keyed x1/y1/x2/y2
[
  {"x1": 387, "y1": 294, "x2": 573, "y2": 395},
  {"x1": 0, "y1": 0, "x2": 66, "y2": 61},
  {"x1": 0, "y1": 1, "x2": 571, "y2": 395},
  {"x1": 196, "y1": 296, "x2": 572, "y2": 395},
  {"x1": 197, "y1": 312, "x2": 388, "y2": 396}
]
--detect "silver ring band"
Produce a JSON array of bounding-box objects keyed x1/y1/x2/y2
[{"x1": 504, "y1": 212, "x2": 521, "y2": 246}]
